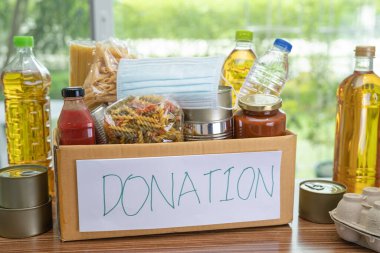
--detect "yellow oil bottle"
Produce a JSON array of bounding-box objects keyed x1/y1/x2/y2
[
  {"x1": 221, "y1": 30, "x2": 256, "y2": 106},
  {"x1": 333, "y1": 46, "x2": 380, "y2": 193},
  {"x1": 1, "y1": 36, "x2": 53, "y2": 195}
]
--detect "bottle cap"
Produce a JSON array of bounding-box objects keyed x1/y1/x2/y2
[
  {"x1": 238, "y1": 94, "x2": 282, "y2": 112},
  {"x1": 13, "y1": 36, "x2": 34, "y2": 48},
  {"x1": 235, "y1": 30, "x2": 253, "y2": 42},
  {"x1": 62, "y1": 87, "x2": 85, "y2": 98},
  {"x1": 273, "y1": 38, "x2": 292, "y2": 53},
  {"x1": 355, "y1": 46, "x2": 375, "y2": 57}
]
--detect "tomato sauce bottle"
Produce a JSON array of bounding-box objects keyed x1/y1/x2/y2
[
  {"x1": 58, "y1": 87, "x2": 95, "y2": 145},
  {"x1": 234, "y1": 94, "x2": 286, "y2": 138}
]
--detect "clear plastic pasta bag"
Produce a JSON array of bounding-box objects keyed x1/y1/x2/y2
[
  {"x1": 104, "y1": 95, "x2": 184, "y2": 144},
  {"x1": 83, "y1": 38, "x2": 131, "y2": 109},
  {"x1": 69, "y1": 41, "x2": 95, "y2": 87}
]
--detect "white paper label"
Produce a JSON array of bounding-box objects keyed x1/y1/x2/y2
[{"x1": 76, "y1": 151, "x2": 282, "y2": 232}]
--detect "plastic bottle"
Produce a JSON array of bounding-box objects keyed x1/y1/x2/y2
[
  {"x1": 221, "y1": 30, "x2": 256, "y2": 105},
  {"x1": 58, "y1": 87, "x2": 95, "y2": 145},
  {"x1": 238, "y1": 38, "x2": 292, "y2": 99},
  {"x1": 333, "y1": 46, "x2": 380, "y2": 193},
  {"x1": 0, "y1": 36, "x2": 53, "y2": 194}
]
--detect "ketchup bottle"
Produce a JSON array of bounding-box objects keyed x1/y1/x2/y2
[{"x1": 58, "y1": 87, "x2": 95, "y2": 145}]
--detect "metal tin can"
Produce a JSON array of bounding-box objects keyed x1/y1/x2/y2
[
  {"x1": 184, "y1": 118, "x2": 233, "y2": 141},
  {"x1": 299, "y1": 180, "x2": 346, "y2": 224},
  {"x1": 184, "y1": 86, "x2": 233, "y2": 141},
  {"x1": 0, "y1": 197, "x2": 52, "y2": 238},
  {"x1": 183, "y1": 86, "x2": 233, "y2": 122},
  {"x1": 0, "y1": 165, "x2": 49, "y2": 209},
  {"x1": 91, "y1": 103, "x2": 108, "y2": 144}
]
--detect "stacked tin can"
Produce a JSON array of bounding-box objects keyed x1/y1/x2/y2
[
  {"x1": 183, "y1": 86, "x2": 233, "y2": 141},
  {"x1": 0, "y1": 165, "x2": 52, "y2": 238}
]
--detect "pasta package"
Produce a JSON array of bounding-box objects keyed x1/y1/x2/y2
[
  {"x1": 104, "y1": 95, "x2": 183, "y2": 144},
  {"x1": 69, "y1": 41, "x2": 95, "y2": 86},
  {"x1": 83, "y1": 38, "x2": 132, "y2": 109}
]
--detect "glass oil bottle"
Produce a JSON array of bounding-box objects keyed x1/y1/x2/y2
[{"x1": 333, "y1": 46, "x2": 380, "y2": 193}]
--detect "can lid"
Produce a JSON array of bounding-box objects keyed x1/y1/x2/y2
[
  {"x1": 300, "y1": 180, "x2": 346, "y2": 194},
  {"x1": 0, "y1": 166, "x2": 45, "y2": 178},
  {"x1": 238, "y1": 94, "x2": 282, "y2": 112}
]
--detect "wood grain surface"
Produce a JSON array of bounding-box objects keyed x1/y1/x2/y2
[
  {"x1": 0, "y1": 180, "x2": 371, "y2": 252},
  {"x1": 0, "y1": 210, "x2": 370, "y2": 252}
]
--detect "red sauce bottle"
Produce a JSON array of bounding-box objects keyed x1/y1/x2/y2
[
  {"x1": 234, "y1": 94, "x2": 286, "y2": 138},
  {"x1": 58, "y1": 87, "x2": 95, "y2": 145}
]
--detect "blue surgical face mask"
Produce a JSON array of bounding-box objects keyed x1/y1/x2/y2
[{"x1": 117, "y1": 56, "x2": 225, "y2": 109}]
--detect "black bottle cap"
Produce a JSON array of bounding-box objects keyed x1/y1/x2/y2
[{"x1": 61, "y1": 87, "x2": 85, "y2": 98}]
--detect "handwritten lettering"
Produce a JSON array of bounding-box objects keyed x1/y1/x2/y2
[
  {"x1": 150, "y1": 174, "x2": 175, "y2": 211},
  {"x1": 203, "y1": 169, "x2": 221, "y2": 203},
  {"x1": 237, "y1": 167, "x2": 255, "y2": 200},
  {"x1": 121, "y1": 175, "x2": 149, "y2": 216},
  {"x1": 102, "y1": 166, "x2": 276, "y2": 217},
  {"x1": 178, "y1": 171, "x2": 201, "y2": 206},
  {"x1": 220, "y1": 166, "x2": 235, "y2": 202}
]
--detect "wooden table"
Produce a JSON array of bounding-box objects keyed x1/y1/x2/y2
[
  {"x1": 0, "y1": 195, "x2": 370, "y2": 253},
  {"x1": 0, "y1": 217, "x2": 370, "y2": 253}
]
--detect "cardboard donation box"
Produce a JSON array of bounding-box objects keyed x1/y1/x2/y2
[{"x1": 54, "y1": 131, "x2": 297, "y2": 241}]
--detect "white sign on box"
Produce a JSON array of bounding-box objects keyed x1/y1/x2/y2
[{"x1": 76, "y1": 151, "x2": 282, "y2": 232}]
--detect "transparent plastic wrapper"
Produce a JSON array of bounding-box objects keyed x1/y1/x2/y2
[
  {"x1": 69, "y1": 41, "x2": 95, "y2": 86},
  {"x1": 83, "y1": 38, "x2": 132, "y2": 109},
  {"x1": 104, "y1": 95, "x2": 184, "y2": 144}
]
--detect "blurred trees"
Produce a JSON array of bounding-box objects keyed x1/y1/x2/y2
[
  {"x1": 1, "y1": 0, "x2": 380, "y2": 172},
  {"x1": 1, "y1": 0, "x2": 90, "y2": 69},
  {"x1": 113, "y1": 0, "x2": 371, "y2": 41}
]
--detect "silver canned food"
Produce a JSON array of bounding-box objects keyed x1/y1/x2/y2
[
  {"x1": 91, "y1": 103, "x2": 108, "y2": 144},
  {"x1": 0, "y1": 165, "x2": 49, "y2": 209},
  {"x1": 0, "y1": 197, "x2": 52, "y2": 238},
  {"x1": 299, "y1": 180, "x2": 346, "y2": 224},
  {"x1": 184, "y1": 118, "x2": 233, "y2": 141},
  {"x1": 183, "y1": 86, "x2": 233, "y2": 122},
  {"x1": 184, "y1": 86, "x2": 233, "y2": 141}
]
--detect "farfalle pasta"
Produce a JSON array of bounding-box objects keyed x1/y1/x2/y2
[{"x1": 104, "y1": 95, "x2": 183, "y2": 144}]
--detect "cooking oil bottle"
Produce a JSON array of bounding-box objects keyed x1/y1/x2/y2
[
  {"x1": 333, "y1": 46, "x2": 380, "y2": 193},
  {"x1": 221, "y1": 30, "x2": 256, "y2": 106},
  {"x1": 0, "y1": 36, "x2": 53, "y2": 194}
]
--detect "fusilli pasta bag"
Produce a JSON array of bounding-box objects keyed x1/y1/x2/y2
[{"x1": 104, "y1": 95, "x2": 184, "y2": 144}]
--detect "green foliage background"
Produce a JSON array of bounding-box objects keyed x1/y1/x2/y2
[{"x1": 1, "y1": 0, "x2": 380, "y2": 176}]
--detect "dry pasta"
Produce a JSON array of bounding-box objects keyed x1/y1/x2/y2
[
  {"x1": 104, "y1": 95, "x2": 183, "y2": 144},
  {"x1": 83, "y1": 38, "x2": 132, "y2": 109},
  {"x1": 69, "y1": 41, "x2": 95, "y2": 87}
]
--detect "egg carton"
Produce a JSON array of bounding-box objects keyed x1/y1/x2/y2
[
  {"x1": 330, "y1": 210, "x2": 380, "y2": 252},
  {"x1": 329, "y1": 187, "x2": 380, "y2": 252}
]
